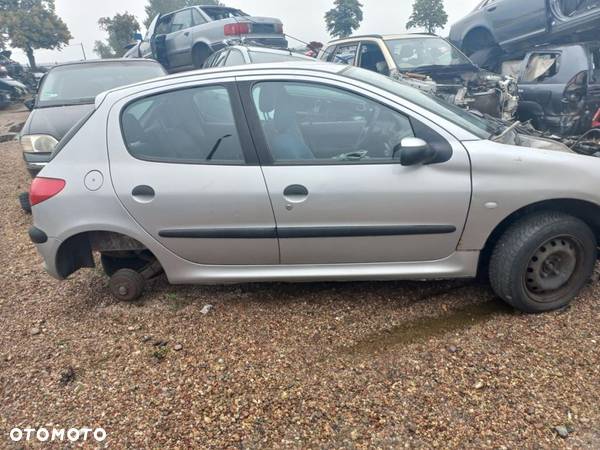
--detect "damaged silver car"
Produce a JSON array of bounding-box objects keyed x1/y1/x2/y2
[{"x1": 319, "y1": 34, "x2": 518, "y2": 121}]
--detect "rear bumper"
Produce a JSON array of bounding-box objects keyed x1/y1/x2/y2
[{"x1": 31, "y1": 235, "x2": 63, "y2": 280}]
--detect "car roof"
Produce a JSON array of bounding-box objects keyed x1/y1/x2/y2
[
  {"x1": 328, "y1": 33, "x2": 440, "y2": 44},
  {"x1": 99, "y1": 62, "x2": 343, "y2": 101},
  {"x1": 48, "y1": 58, "x2": 163, "y2": 70}
]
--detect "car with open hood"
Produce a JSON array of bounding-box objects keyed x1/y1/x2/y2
[
  {"x1": 319, "y1": 34, "x2": 518, "y2": 121},
  {"x1": 27, "y1": 62, "x2": 600, "y2": 313},
  {"x1": 124, "y1": 4, "x2": 287, "y2": 72},
  {"x1": 20, "y1": 59, "x2": 166, "y2": 177}
]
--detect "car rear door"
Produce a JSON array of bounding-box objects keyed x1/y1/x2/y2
[
  {"x1": 240, "y1": 77, "x2": 472, "y2": 265},
  {"x1": 486, "y1": 0, "x2": 546, "y2": 46},
  {"x1": 107, "y1": 78, "x2": 279, "y2": 266},
  {"x1": 166, "y1": 9, "x2": 194, "y2": 68}
]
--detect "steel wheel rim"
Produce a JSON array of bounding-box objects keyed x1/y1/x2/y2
[{"x1": 523, "y1": 235, "x2": 583, "y2": 303}]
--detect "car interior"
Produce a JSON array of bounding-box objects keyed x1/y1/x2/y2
[
  {"x1": 122, "y1": 86, "x2": 244, "y2": 163},
  {"x1": 253, "y1": 82, "x2": 414, "y2": 162}
]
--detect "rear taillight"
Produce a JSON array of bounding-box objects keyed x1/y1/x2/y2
[
  {"x1": 224, "y1": 22, "x2": 250, "y2": 36},
  {"x1": 29, "y1": 177, "x2": 65, "y2": 207},
  {"x1": 563, "y1": 70, "x2": 587, "y2": 103},
  {"x1": 592, "y1": 109, "x2": 600, "y2": 128}
]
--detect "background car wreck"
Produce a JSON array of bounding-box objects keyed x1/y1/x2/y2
[{"x1": 320, "y1": 35, "x2": 519, "y2": 121}]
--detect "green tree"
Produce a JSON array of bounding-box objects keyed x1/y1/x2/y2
[
  {"x1": 0, "y1": 0, "x2": 72, "y2": 68},
  {"x1": 94, "y1": 12, "x2": 140, "y2": 59},
  {"x1": 144, "y1": 0, "x2": 221, "y2": 28},
  {"x1": 325, "y1": 0, "x2": 363, "y2": 39},
  {"x1": 406, "y1": 0, "x2": 448, "y2": 34}
]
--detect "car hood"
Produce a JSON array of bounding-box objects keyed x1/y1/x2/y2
[{"x1": 22, "y1": 103, "x2": 95, "y2": 140}]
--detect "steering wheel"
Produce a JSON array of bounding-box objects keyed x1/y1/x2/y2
[{"x1": 355, "y1": 106, "x2": 382, "y2": 150}]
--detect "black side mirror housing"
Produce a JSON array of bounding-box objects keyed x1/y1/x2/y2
[
  {"x1": 24, "y1": 99, "x2": 35, "y2": 111},
  {"x1": 133, "y1": 33, "x2": 143, "y2": 41},
  {"x1": 395, "y1": 137, "x2": 437, "y2": 166}
]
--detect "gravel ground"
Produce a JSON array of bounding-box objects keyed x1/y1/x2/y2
[{"x1": 1, "y1": 107, "x2": 600, "y2": 449}]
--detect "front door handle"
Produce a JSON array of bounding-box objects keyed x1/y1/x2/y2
[
  {"x1": 283, "y1": 184, "x2": 309, "y2": 204},
  {"x1": 284, "y1": 185, "x2": 309, "y2": 197},
  {"x1": 486, "y1": 5, "x2": 497, "y2": 12},
  {"x1": 132, "y1": 185, "x2": 155, "y2": 202}
]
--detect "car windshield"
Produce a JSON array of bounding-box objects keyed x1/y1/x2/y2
[
  {"x1": 37, "y1": 62, "x2": 165, "y2": 107},
  {"x1": 200, "y1": 7, "x2": 248, "y2": 20},
  {"x1": 344, "y1": 66, "x2": 497, "y2": 139},
  {"x1": 385, "y1": 37, "x2": 473, "y2": 71}
]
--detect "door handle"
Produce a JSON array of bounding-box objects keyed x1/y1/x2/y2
[
  {"x1": 284, "y1": 185, "x2": 309, "y2": 197},
  {"x1": 132, "y1": 185, "x2": 155, "y2": 202},
  {"x1": 283, "y1": 184, "x2": 309, "y2": 204},
  {"x1": 184, "y1": 31, "x2": 190, "y2": 36},
  {"x1": 486, "y1": 6, "x2": 497, "y2": 12}
]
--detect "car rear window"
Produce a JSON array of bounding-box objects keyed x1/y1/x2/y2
[
  {"x1": 249, "y1": 51, "x2": 310, "y2": 64},
  {"x1": 200, "y1": 7, "x2": 248, "y2": 20},
  {"x1": 38, "y1": 62, "x2": 166, "y2": 107}
]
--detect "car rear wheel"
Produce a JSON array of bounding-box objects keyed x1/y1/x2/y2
[
  {"x1": 109, "y1": 269, "x2": 145, "y2": 302},
  {"x1": 489, "y1": 212, "x2": 597, "y2": 313}
]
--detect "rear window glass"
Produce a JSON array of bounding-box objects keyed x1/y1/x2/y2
[
  {"x1": 200, "y1": 7, "x2": 248, "y2": 20},
  {"x1": 121, "y1": 85, "x2": 244, "y2": 164},
  {"x1": 520, "y1": 53, "x2": 560, "y2": 82},
  {"x1": 38, "y1": 62, "x2": 165, "y2": 107},
  {"x1": 249, "y1": 51, "x2": 310, "y2": 64}
]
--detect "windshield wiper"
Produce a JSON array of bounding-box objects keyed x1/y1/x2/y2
[
  {"x1": 408, "y1": 63, "x2": 475, "y2": 73},
  {"x1": 491, "y1": 121, "x2": 521, "y2": 142}
]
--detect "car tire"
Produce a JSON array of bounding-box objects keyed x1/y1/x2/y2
[
  {"x1": 192, "y1": 45, "x2": 212, "y2": 69},
  {"x1": 19, "y1": 191, "x2": 31, "y2": 214},
  {"x1": 489, "y1": 212, "x2": 597, "y2": 313},
  {"x1": 101, "y1": 253, "x2": 150, "y2": 277},
  {"x1": 109, "y1": 269, "x2": 145, "y2": 302}
]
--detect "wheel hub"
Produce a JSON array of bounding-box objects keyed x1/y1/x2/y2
[{"x1": 526, "y1": 237, "x2": 578, "y2": 295}]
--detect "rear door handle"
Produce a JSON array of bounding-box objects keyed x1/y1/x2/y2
[
  {"x1": 132, "y1": 185, "x2": 155, "y2": 202},
  {"x1": 486, "y1": 6, "x2": 497, "y2": 12}
]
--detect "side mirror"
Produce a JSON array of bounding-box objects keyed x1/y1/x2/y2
[
  {"x1": 133, "y1": 33, "x2": 144, "y2": 41},
  {"x1": 24, "y1": 99, "x2": 35, "y2": 111},
  {"x1": 394, "y1": 137, "x2": 437, "y2": 166}
]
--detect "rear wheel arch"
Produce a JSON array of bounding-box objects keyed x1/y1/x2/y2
[
  {"x1": 478, "y1": 199, "x2": 600, "y2": 275},
  {"x1": 55, "y1": 231, "x2": 161, "y2": 279},
  {"x1": 192, "y1": 41, "x2": 212, "y2": 68}
]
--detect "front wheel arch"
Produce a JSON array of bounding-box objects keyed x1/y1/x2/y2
[{"x1": 478, "y1": 199, "x2": 600, "y2": 277}]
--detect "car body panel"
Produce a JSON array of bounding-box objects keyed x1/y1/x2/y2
[{"x1": 29, "y1": 63, "x2": 600, "y2": 286}]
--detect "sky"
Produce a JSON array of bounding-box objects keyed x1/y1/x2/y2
[{"x1": 7, "y1": 0, "x2": 481, "y2": 65}]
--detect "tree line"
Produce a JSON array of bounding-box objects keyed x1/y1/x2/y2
[{"x1": 0, "y1": 0, "x2": 448, "y2": 68}]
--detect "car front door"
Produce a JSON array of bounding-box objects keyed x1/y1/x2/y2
[
  {"x1": 166, "y1": 9, "x2": 194, "y2": 68},
  {"x1": 485, "y1": 0, "x2": 546, "y2": 46},
  {"x1": 107, "y1": 79, "x2": 279, "y2": 266},
  {"x1": 241, "y1": 78, "x2": 472, "y2": 265}
]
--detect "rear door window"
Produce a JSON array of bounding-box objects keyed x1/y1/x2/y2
[
  {"x1": 121, "y1": 85, "x2": 244, "y2": 164},
  {"x1": 170, "y1": 9, "x2": 193, "y2": 33}
]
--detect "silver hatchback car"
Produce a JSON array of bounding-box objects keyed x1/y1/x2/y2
[{"x1": 29, "y1": 63, "x2": 600, "y2": 313}]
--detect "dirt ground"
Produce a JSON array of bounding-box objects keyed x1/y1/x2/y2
[{"x1": 1, "y1": 106, "x2": 600, "y2": 449}]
